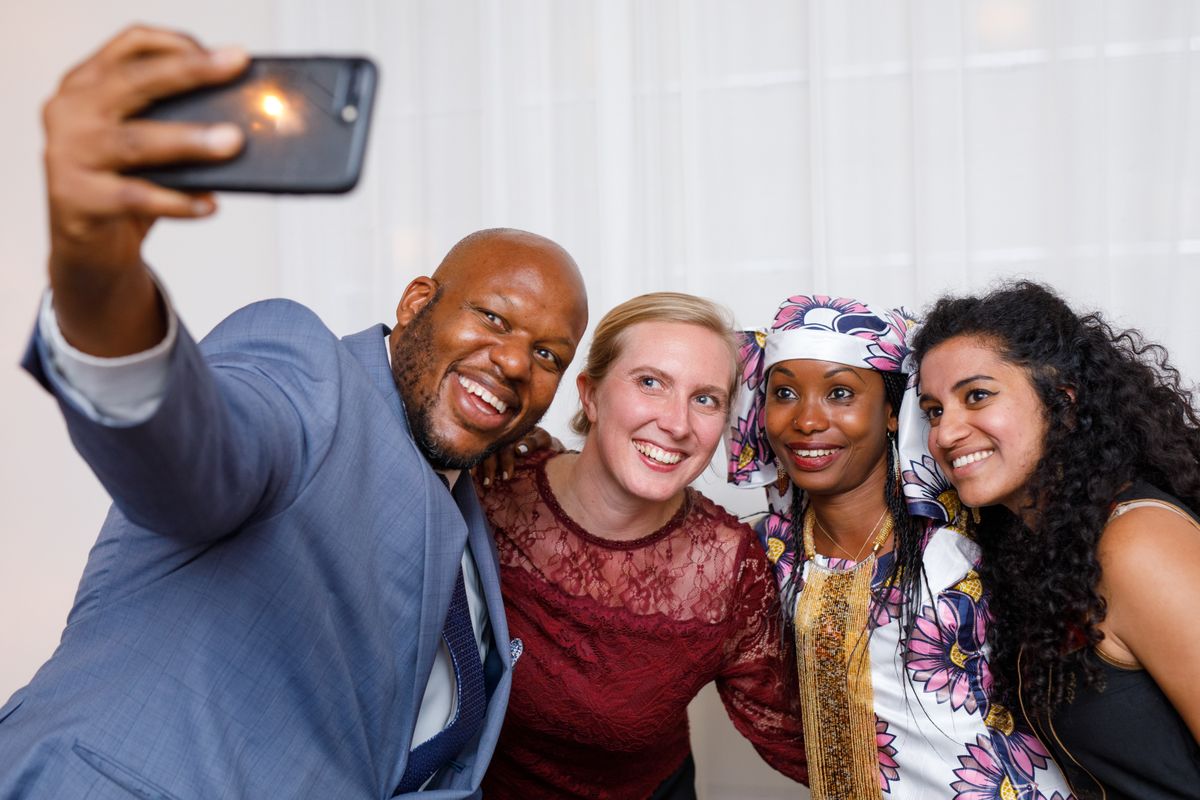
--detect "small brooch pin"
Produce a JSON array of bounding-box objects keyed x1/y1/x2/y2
[{"x1": 509, "y1": 638, "x2": 524, "y2": 666}]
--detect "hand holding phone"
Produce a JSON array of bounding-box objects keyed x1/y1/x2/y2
[
  {"x1": 42, "y1": 27, "x2": 251, "y2": 358},
  {"x1": 41, "y1": 28, "x2": 379, "y2": 358},
  {"x1": 132, "y1": 57, "x2": 377, "y2": 194}
]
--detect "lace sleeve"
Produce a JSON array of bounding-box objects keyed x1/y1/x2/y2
[{"x1": 714, "y1": 534, "x2": 808, "y2": 784}]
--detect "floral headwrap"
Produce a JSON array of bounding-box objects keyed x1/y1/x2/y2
[{"x1": 727, "y1": 295, "x2": 960, "y2": 581}]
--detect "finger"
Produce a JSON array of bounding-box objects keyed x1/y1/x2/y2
[
  {"x1": 497, "y1": 448, "x2": 516, "y2": 482},
  {"x1": 520, "y1": 426, "x2": 552, "y2": 455},
  {"x1": 61, "y1": 26, "x2": 203, "y2": 92},
  {"x1": 94, "y1": 25, "x2": 206, "y2": 67},
  {"x1": 112, "y1": 176, "x2": 217, "y2": 218},
  {"x1": 51, "y1": 170, "x2": 217, "y2": 220},
  {"x1": 95, "y1": 120, "x2": 243, "y2": 172},
  {"x1": 104, "y1": 47, "x2": 249, "y2": 118},
  {"x1": 476, "y1": 455, "x2": 498, "y2": 488}
]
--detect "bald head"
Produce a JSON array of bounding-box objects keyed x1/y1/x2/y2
[
  {"x1": 432, "y1": 228, "x2": 588, "y2": 329},
  {"x1": 389, "y1": 228, "x2": 589, "y2": 468}
]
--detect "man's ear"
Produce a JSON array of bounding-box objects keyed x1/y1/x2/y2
[
  {"x1": 394, "y1": 277, "x2": 439, "y2": 332},
  {"x1": 577, "y1": 372, "x2": 599, "y2": 426}
]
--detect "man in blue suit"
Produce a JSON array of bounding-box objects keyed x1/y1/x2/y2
[{"x1": 0, "y1": 27, "x2": 589, "y2": 799}]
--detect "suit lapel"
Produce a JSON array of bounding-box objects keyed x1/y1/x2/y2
[
  {"x1": 340, "y1": 324, "x2": 405, "y2": 420},
  {"x1": 341, "y1": 324, "x2": 470, "y2": 771}
]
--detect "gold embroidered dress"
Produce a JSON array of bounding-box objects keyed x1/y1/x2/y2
[{"x1": 761, "y1": 513, "x2": 1078, "y2": 799}]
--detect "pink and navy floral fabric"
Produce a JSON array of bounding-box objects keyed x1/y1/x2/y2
[{"x1": 753, "y1": 517, "x2": 1077, "y2": 798}]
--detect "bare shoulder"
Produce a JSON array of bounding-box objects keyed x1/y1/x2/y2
[
  {"x1": 1099, "y1": 501, "x2": 1200, "y2": 582},
  {"x1": 1098, "y1": 501, "x2": 1200, "y2": 630},
  {"x1": 1097, "y1": 498, "x2": 1200, "y2": 739}
]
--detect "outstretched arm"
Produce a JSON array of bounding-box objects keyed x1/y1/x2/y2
[{"x1": 27, "y1": 29, "x2": 333, "y2": 542}]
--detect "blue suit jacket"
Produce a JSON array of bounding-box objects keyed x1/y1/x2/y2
[{"x1": 0, "y1": 299, "x2": 513, "y2": 799}]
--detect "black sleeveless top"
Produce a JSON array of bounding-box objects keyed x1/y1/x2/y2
[{"x1": 1045, "y1": 483, "x2": 1200, "y2": 800}]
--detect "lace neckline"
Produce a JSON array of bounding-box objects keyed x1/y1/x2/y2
[{"x1": 533, "y1": 454, "x2": 694, "y2": 551}]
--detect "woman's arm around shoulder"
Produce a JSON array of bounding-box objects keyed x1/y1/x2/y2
[{"x1": 712, "y1": 526, "x2": 808, "y2": 783}]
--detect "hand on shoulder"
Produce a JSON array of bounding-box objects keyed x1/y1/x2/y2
[{"x1": 472, "y1": 425, "x2": 562, "y2": 487}]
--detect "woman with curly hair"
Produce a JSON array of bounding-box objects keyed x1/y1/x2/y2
[
  {"x1": 727, "y1": 294, "x2": 1074, "y2": 799},
  {"x1": 913, "y1": 280, "x2": 1200, "y2": 798}
]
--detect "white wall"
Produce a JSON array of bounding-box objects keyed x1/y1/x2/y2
[{"x1": 1, "y1": 1, "x2": 284, "y2": 693}]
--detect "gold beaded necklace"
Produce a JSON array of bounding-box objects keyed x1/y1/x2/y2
[{"x1": 794, "y1": 506, "x2": 893, "y2": 800}]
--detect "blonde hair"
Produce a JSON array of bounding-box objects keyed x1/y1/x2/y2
[{"x1": 570, "y1": 291, "x2": 739, "y2": 435}]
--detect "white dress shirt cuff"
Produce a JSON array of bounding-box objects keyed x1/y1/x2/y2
[{"x1": 37, "y1": 286, "x2": 179, "y2": 425}]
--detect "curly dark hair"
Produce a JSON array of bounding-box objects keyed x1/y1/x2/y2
[
  {"x1": 911, "y1": 280, "x2": 1200, "y2": 717},
  {"x1": 778, "y1": 370, "x2": 930, "y2": 651}
]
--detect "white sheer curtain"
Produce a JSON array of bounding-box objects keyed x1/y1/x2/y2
[
  {"x1": 275, "y1": 0, "x2": 1200, "y2": 342},
  {"x1": 274, "y1": 0, "x2": 1200, "y2": 475},
  {"x1": 267, "y1": 4, "x2": 1199, "y2": 795}
]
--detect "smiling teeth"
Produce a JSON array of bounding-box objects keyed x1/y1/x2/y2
[
  {"x1": 635, "y1": 442, "x2": 682, "y2": 465},
  {"x1": 458, "y1": 375, "x2": 507, "y2": 414},
  {"x1": 952, "y1": 450, "x2": 994, "y2": 469},
  {"x1": 794, "y1": 448, "x2": 837, "y2": 458}
]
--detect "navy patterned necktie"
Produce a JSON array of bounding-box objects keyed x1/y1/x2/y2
[{"x1": 395, "y1": 521, "x2": 487, "y2": 792}]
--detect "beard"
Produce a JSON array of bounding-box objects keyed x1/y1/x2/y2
[{"x1": 391, "y1": 292, "x2": 533, "y2": 470}]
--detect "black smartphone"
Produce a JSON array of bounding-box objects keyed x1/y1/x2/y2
[{"x1": 133, "y1": 56, "x2": 377, "y2": 194}]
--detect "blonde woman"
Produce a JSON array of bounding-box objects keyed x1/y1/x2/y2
[{"x1": 477, "y1": 293, "x2": 806, "y2": 799}]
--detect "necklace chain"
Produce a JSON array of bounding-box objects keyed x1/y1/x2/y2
[{"x1": 806, "y1": 507, "x2": 893, "y2": 563}]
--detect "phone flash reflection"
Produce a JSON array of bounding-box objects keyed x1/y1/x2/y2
[
  {"x1": 260, "y1": 93, "x2": 286, "y2": 119},
  {"x1": 253, "y1": 90, "x2": 303, "y2": 134}
]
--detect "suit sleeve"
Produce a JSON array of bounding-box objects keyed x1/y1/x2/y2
[
  {"x1": 22, "y1": 299, "x2": 341, "y2": 543},
  {"x1": 34, "y1": 289, "x2": 178, "y2": 424},
  {"x1": 714, "y1": 536, "x2": 809, "y2": 784}
]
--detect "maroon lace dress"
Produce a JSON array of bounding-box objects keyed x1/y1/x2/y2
[{"x1": 478, "y1": 451, "x2": 806, "y2": 799}]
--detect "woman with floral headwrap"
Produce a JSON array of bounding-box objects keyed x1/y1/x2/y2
[{"x1": 728, "y1": 295, "x2": 1076, "y2": 799}]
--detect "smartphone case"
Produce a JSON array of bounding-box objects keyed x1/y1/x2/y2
[{"x1": 133, "y1": 56, "x2": 377, "y2": 194}]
